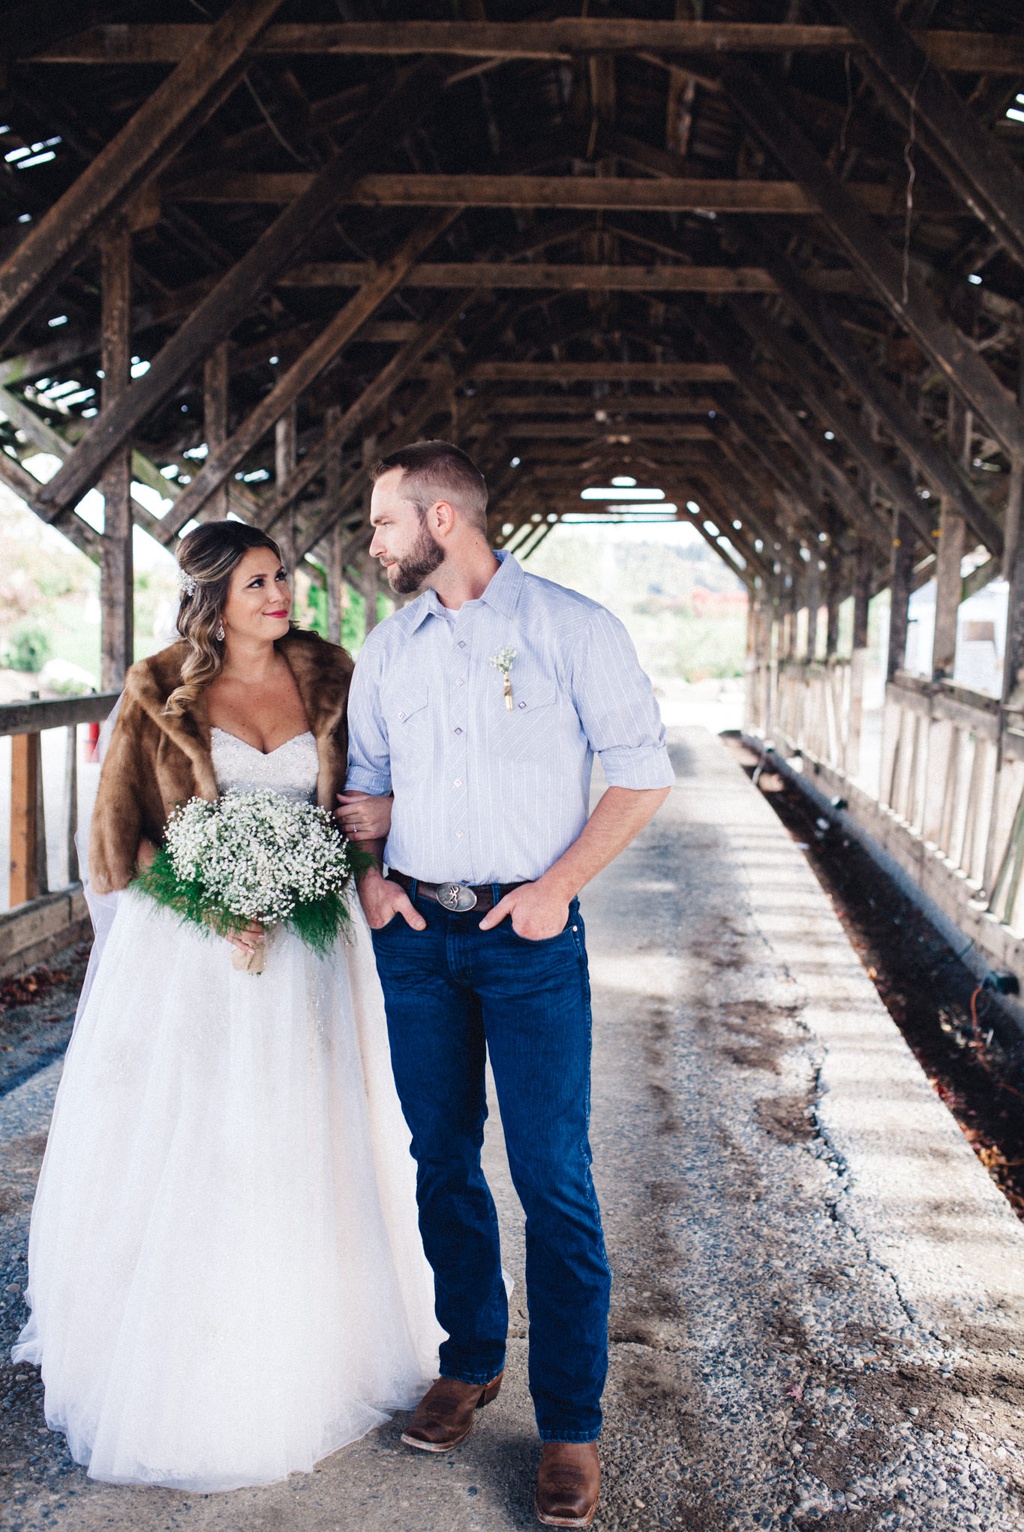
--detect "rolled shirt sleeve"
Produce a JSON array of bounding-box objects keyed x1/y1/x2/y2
[
  {"x1": 569, "y1": 607, "x2": 676, "y2": 790},
  {"x1": 345, "y1": 635, "x2": 393, "y2": 796}
]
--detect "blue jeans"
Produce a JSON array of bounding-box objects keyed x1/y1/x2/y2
[{"x1": 370, "y1": 887, "x2": 610, "y2": 1442}]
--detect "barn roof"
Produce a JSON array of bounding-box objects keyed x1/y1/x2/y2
[{"x1": 0, "y1": 0, "x2": 1021, "y2": 616}]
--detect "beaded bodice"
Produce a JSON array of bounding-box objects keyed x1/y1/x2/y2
[{"x1": 210, "y1": 727, "x2": 318, "y2": 804}]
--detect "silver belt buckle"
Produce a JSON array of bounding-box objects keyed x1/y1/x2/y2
[{"x1": 436, "y1": 882, "x2": 478, "y2": 912}]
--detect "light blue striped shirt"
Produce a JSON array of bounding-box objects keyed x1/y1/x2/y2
[{"x1": 345, "y1": 551, "x2": 675, "y2": 884}]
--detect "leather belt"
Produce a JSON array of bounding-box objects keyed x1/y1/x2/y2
[{"x1": 388, "y1": 869, "x2": 522, "y2": 914}]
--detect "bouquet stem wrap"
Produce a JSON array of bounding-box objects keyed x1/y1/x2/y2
[{"x1": 134, "y1": 791, "x2": 363, "y2": 970}]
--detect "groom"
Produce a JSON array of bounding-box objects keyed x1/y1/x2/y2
[{"x1": 342, "y1": 441, "x2": 673, "y2": 1528}]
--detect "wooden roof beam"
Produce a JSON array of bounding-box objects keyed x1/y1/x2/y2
[
  {"x1": 35, "y1": 63, "x2": 446, "y2": 519},
  {"x1": 691, "y1": 316, "x2": 890, "y2": 552},
  {"x1": 726, "y1": 296, "x2": 937, "y2": 546},
  {"x1": 26, "y1": 23, "x2": 1024, "y2": 73},
  {"x1": 745, "y1": 227, "x2": 1002, "y2": 554},
  {"x1": 278, "y1": 261, "x2": 780, "y2": 292},
  {"x1": 442, "y1": 362, "x2": 731, "y2": 383},
  {"x1": 720, "y1": 62, "x2": 1024, "y2": 464},
  {"x1": 828, "y1": 0, "x2": 1024, "y2": 272},
  {"x1": 0, "y1": 0, "x2": 288, "y2": 352},
  {"x1": 154, "y1": 209, "x2": 460, "y2": 543},
  {"x1": 254, "y1": 288, "x2": 473, "y2": 537},
  {"x1": 168, "y1": 172, "x2": 959, "y2": 217}
]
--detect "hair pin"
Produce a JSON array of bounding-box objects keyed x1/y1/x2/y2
[{"x1": 177, "y1": 569, "x2": 197, "y2": 598}]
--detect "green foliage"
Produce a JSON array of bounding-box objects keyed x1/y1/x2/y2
[
  {"x1": 4, "y1": 621, "x2": 52, "y2": 673},
  {"x1": 342, "y1": 588, "x2": 366, "y2": 652},
  {"x1": 134, "y1": 847, "x2": 359, "y2": 960},
  {"x1": 307, "y1": 581, "x2": 329, "y2": 639}
]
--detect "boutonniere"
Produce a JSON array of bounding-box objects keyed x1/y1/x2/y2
[{"x1": 489, "y1": 645, "x2": 517, "y2": 710}]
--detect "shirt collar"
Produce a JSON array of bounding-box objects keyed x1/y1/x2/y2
[{"x1": 404, "y1": 550, "x2": 524, "y2": 632}]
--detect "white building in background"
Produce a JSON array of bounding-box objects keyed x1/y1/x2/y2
[{"x1": 903, "y1": 577, "x2": 1008, "y2": 697}]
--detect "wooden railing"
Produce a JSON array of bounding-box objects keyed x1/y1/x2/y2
[
  {"x1": 1, "y1": 692, "x2": 118, "y2": 976},
  {"x1": 756, "y1": 661, "x2": 1024, "y2": 974}
]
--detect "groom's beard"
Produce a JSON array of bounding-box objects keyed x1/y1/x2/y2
[{"x1": 387, "y1": 521, "x2": 445, "y2": 594}]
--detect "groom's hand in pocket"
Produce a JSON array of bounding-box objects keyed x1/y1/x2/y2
[
  {"x1": 479, "y1": 878, "x2": 570, "y2": 941},
  {"x1": 357, "y1": 867, "x2": 427, "y2": 932}
]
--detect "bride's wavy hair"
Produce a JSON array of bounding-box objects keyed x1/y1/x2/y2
[{"x1": 165, "y1": 521, "x2": 286, "y2": 717}]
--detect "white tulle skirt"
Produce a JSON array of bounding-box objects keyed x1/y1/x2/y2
[{"x1": 14, "y1": 890, "x2": 442, "y2": 1491}]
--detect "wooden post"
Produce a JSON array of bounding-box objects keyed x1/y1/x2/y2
[
  {"x1": 825, "y1": 554, "x2": 842, "y2": 660},
  {"x1": 100, "y1": 226, "x2": 133, "y2": 689},
  {"x1": 10, "y1": 729, "x2": 47, "y2": 906},
  {"x1": 847, "y1": 540, "x2": 873, "y2": 779},
  {"x1": 888, "y1": 512, "x2": 914, "y2": 682},
  {"x1": 323, "y1": 405, "x2": 344, "y2": 644},
  {"x1": 932, "y1": 398, "x2": 968, "y2": 681},
  {"x1": 64, "y1": 723, "x2": 79, "y2": 885},
  {"x1": 203, "y1": 342, "x2": 230, "y2": 518},
  {"x1": 275, "y1": 404, "x2": 297, "y2": 572},
  {"x1": 804, "y1": 555, "x2": 820, "y2": 662}
]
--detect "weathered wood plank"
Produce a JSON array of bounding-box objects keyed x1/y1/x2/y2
[
  {"x1": 0, "y1": 0, "x2": 287, "y2": 351},
  {"x1": 439, "y1": 362, "x2": 731, "y2": 382},
  {"x1": 169, "y1": 172, "x2": 958, "y2": 216},
  {"x1": 35, "y1": 63, "x2": 446, "y2": 518},
  {"x1": 277, "y1": 261, "x2": 779, "y2": 291},
  {"x1": 26, "y1": 23, "x2": 1024, "y2": 72}
]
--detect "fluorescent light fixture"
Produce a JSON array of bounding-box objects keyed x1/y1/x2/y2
[
  {"x1": 579, "y1": 486, "x2": 664, "y2": 500},
  {"x1": 610, "y1": 475, "x2": 636, "y2": 487}
]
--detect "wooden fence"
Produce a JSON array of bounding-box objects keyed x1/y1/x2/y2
[{"x1": 1, "y1": 691, "x2": 118, "y2": 978}]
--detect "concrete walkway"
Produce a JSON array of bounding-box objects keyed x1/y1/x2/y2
[{"x1": 2, "y1": 726, "x2": 1024, "y2": 1532}]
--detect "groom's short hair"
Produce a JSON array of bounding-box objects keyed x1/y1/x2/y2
[{"x1": 373, "y1": 440, "x2": 488, "y2": 532}]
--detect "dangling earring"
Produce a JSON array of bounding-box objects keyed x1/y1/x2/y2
[{"x1": 215, "y1": 622, "x2": 225, "y2": 642}]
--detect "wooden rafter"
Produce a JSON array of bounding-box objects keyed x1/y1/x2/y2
[
  {"x1": 24, "y1": 23, "x2": 1024, "y2": 72},
  {"x1": 0, "y1": 0, "x2": 288, "y2": 351},
  {"x1": 35, "y1": 63, "x2": 447, "y2": 517}
]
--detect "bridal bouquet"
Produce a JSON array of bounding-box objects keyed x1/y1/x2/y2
[{"x1": 134, "y1": 791, "x2": 360, "y2": 973}]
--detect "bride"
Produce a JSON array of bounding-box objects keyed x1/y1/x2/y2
[{"x1": 13, "y1": 520, "x2": 441, "y2": 1491}]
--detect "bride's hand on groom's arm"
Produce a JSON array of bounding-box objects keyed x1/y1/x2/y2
[{"x1": 335, "y1": 790, "x2": 392, "y2": 842}]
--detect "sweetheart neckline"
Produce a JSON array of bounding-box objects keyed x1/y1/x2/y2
[{"x1": 210, "y1": 726, "x2": 315, "y2": 758}]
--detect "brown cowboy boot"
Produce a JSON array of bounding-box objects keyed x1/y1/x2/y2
[
  {"x1": 400, "y1": 1371, "x2": 504, "y2": 1452},
  {"x1": 535, "y1": 1441, "x2": 601, "y2": 1528}
]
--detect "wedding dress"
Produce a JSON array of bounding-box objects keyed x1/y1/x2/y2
[{"x1": 14, "y1": 727, "x2": 442, "y2": 1491}]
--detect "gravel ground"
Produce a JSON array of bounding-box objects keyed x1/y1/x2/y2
[{"x1": 1, "y1": 725, "x2": 1023, "y2": 1531}]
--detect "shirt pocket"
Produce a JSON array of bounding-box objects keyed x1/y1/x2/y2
[
  {"x1": 384, "y1": 688, "x2": 429, "y2": 741},
  {"x1": 491, "y1": 679, "x2": 559, "y2": 762}
]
